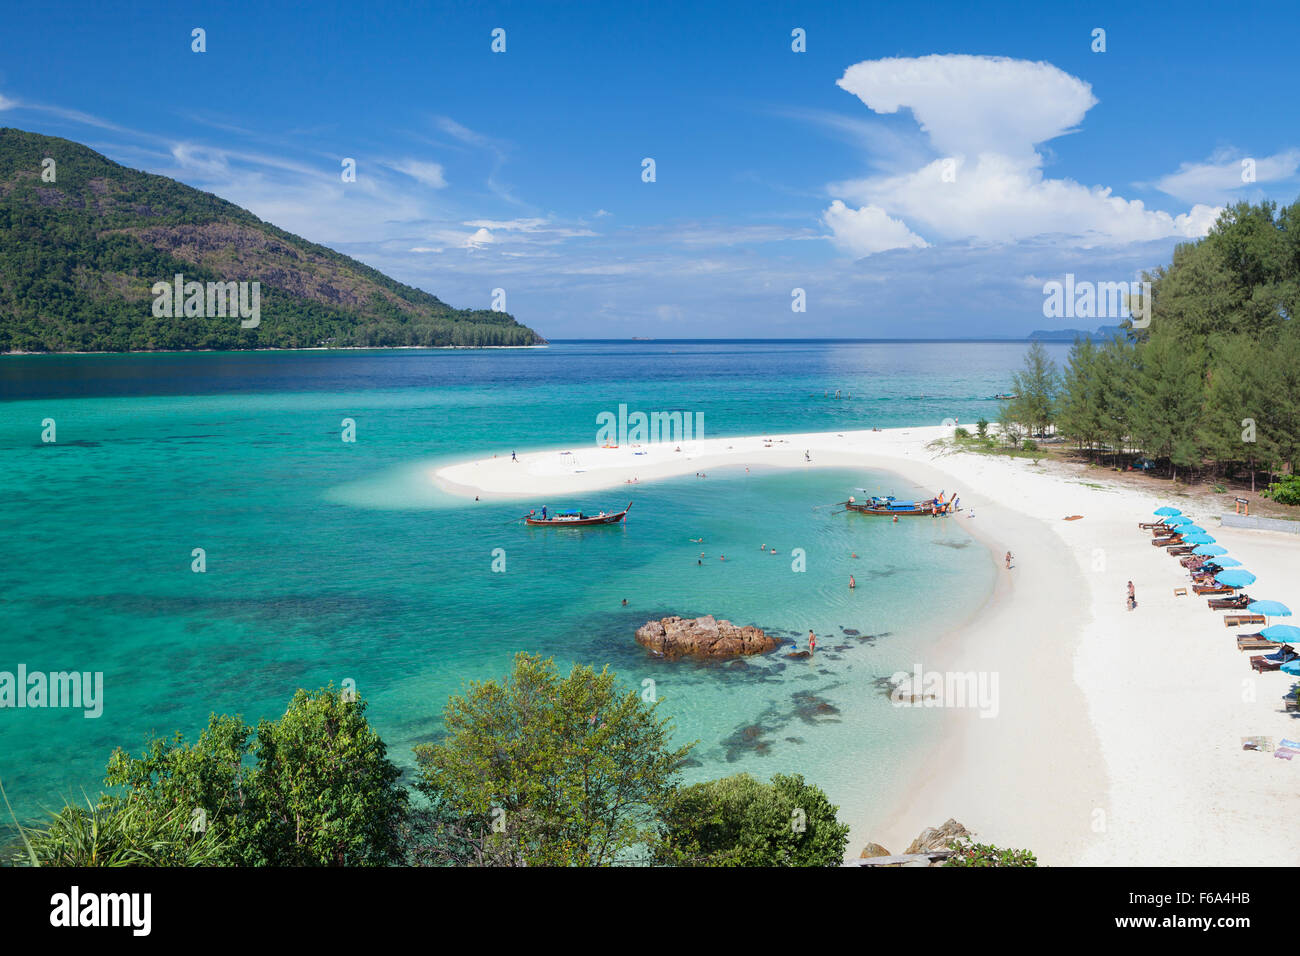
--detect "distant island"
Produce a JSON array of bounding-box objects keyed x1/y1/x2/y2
[
  {"x1": 1026, "y1": 325, "x2": 1126, "y2": 342},
  {"x1": 0, "y1": 128, "x2": 545, "y2": 352}
]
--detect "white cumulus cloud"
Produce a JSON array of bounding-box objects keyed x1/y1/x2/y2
[
  {"x1": 821, "y1": 200, "x2": 928, "y2": 256},
  {"x1": 822, "y1": 54, "x2": 1220, "y2": 254}
]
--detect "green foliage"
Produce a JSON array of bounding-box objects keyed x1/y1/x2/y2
[
  {"x1": 29, "y1": 686, "x2": 406, "y2": 866},
  {"x1": 976, "y1": 417, "x2": 989, "y2": 439},
  {"x1": 1263, "y1": 475, "x2": 1300, "y2": 506},
  {"x1": 943, "y1": 839, "x2": 1037, "y2": 867},
  {"x1": 413, "y1": 652, "x2": 692, "y2": 867},
  {"x1": 21, "y1": 795, "x2": 229, "y2": 867},
  {"x1": 241, "y1": 687, "x2": 407, "y2": 866},
  {"x1": 0, "y1": 128, "x2": 544, "y2": 351},
  {"x1": 954, "y1": 426, "x2": 970, "y2": 439},
  {"x1": 1006, "y1": 341, "x2": 1060, "y2": 437},
  {"x1": 1022, "y1": 439, "x2": 1038, "y2": 452},
  {"x1": 654, "y1": 772, "x2": 850, "y2": 866},
  {"x1": 1051, "y1": 196, "x2": 1300, "y2": 487}
]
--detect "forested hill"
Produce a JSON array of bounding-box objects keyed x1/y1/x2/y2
[{"x1": 0, "y1": 128, "x2": 545, "y2": 352}]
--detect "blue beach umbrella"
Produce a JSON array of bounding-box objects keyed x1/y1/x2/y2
[
  {"x1": 1164, "y1": 515, "x2": 1192, "y2": 527},
  {"x1": 1261, "y1": 625, "x2": 1300, "y2": 642},
  {"x1": 1216, "y1": 569, "x2": 1256, "y2": 587},
  {"x1": 1176, "y1": 524, "x2": 1206, "y2": 534},
  {"x1": 1282, "y1": 660, "x2": 1300, "y2": 675},
  {"x1": 1181, "y1": 534, "x2": 1215, "y2": 545},
  {"x1": 1212, "y1": 557, "x2": 1243, "y2": 568},
  {"x1": 1192, "y1": 544, "x2": 1228, "y2": 555},
  {"x1": 1154, "y1": 507, "x2": 1182, "y2": 516},
  {"x1": 1247, "y1": 601, "x2": 1292, "y2": 618}
]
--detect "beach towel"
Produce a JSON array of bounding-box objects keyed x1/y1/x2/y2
[
  {"x1": 1241, "y1": 735, "x2": 1273, "y2": 751},
  {"x1": 1274, "y1": 747, "x2": 1298, "y2": 760}
]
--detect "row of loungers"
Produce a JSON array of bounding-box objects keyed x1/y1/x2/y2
[{"x1": 1145, "y1": 517, "x2": 1300, "y2": 720}]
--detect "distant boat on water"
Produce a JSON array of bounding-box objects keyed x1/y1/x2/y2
[
  {"x1": 524, "y1": 502, "x2": 633, "y2": 526},
  {"x1": 991, "y1": 392, "x2": 1019, "y2": 400}
]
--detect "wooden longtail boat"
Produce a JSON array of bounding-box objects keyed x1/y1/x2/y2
[
  {"x1": 844, "y1": 493, "x2": 958, "y2": 517},
  {"x1": 524, "y1": 502, "x2": 633, "y2": 526}
]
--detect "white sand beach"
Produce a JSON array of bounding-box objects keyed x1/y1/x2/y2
[{"x1": 435, "y1": 427, "x2": 1300, "y2": 866}]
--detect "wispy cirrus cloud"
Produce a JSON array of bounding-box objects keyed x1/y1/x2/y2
[
  {"x1": 1150, "y1": 147, "x2": 1300, "y2": 205},
  {"x1": 382, "y1": 159, "x2": 448, "y2": 189}
]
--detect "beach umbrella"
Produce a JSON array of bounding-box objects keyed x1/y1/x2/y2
[
  {"x1": 1216, "y1": 569, "x2": 1256, "y2": 587},
  {"x1": 1261, "y1": 625, "x2": 1300, "y2": 642},
  {"x1": 1247, "y1": 601, "x2": 1292, "y2": 618},
  {"x1": 1281, "y1": 660, "x2": 1300, "y2": 675},
  {"x1": 1212, "y1": 557, "x2": 1243, "y2": 568},
  {"x1": 1192, "y1": 544, "x2": 1227, "y2": 556},
  {"x1": 1181, "y1": 534, "x2": 1215, "y2": 545},
  {"x1": 1176, "y1": 524, "x2": 1206, "y2": 534},
  {"x1": 1164, "y1": 515, "x2": 1192, "y2": 527},
  {"x1": 1154, "y1": 507, "x2": 1182, "y2": 516}
]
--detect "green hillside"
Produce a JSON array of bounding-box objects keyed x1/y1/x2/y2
[{"x1": 0, "y1": 128, "x2": 545, "y2": 351}]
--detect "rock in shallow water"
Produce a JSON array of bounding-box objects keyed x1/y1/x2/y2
[{"x1": 635, "y1": 615, "x2": 780, "y2": 660}]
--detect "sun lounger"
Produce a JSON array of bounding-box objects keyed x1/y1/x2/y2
[
  {"x1": 1139, "y1": 522, "x2": 1168, "y2": 530},
  {"x1": 1197, "y1": 585, "x2": 1236, "y2": 596},
  {"x1": 1252, "y1": 657, "x2": 1285, "y2": 672},
  {"x1": 1238, "y1": 636, "x2": 1281, "y2": 651},
  {"x1": 1173, "y1": 587, "x2": 1188, "y2": 597},
  {"x1": 1286, "y1": 698, "x2": 1299, "y2": 713},
  {"x1": 1208, "y1": 594, "x2": 1251, "y2": 610},
  {"x1": 1226, "y1": 614, "x2": 1267, "y2": 627}
]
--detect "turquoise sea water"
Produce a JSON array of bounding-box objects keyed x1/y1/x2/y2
[{"x1": 0, "y1": 341, "x2": 1061, "y2": 829}]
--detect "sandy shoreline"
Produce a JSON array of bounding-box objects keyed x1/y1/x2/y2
[{"x1": 435, "y1": 426, "x2": 1300, "y2": 866}]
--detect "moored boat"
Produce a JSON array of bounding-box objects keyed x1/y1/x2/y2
[
  {"x1": 844, "y1": 492, "x2": 958, "y2": 516},
  {"x1": 524, "y1": 501, "x2": 633, "y2": 526}
]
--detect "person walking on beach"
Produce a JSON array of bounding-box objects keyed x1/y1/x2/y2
[
  {"x1": 512, "y1": 450, "x2": 517, "y2": 462},
  {"x1": 1127, "y1": 580, "x2": 1136, "y2": 611},
  {"x1": 1005, "y1": 551, "x2": 1013, "y2": 569}
]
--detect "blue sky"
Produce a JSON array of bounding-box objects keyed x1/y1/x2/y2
[{"x1": 3, "y1": 0, "x2": 1298, "y2": 338}]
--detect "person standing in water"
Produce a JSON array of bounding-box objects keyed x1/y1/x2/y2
[
  {"x1": 808, "y1": 630, "x2": 816, "y2": 655},
  {"x1": 849, "y1": 575, "x2": 856, "y2": 589}
]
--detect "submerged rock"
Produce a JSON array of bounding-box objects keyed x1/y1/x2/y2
[{"x1": 635, "y1": 615, "x2": 780, "y2": 660}]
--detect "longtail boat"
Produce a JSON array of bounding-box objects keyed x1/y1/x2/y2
[
  {"x1": 844, "y1": 493, "x2": 958, "y2": 516},
  {"x1": 524, "y1": 502, "x2": 632, "y2": 526}
]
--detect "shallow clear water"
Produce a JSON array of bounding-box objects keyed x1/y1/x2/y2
[{"x1": 0, "y1": 341, "x2": 1050, "y2": 824}]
